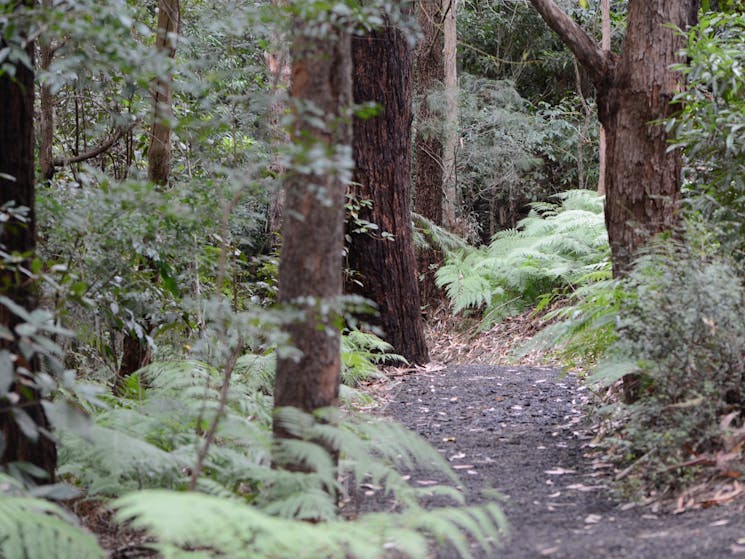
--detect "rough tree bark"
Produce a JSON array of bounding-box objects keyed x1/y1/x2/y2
[
  {"x1": 0, "y1": 0, "x2": 57, "y2": 479},
  {"x1": 442, "y1": 0, "x2": 459, "y2": 230},
  {"x1": 528, "y1": 0, "x2": 697, "y2": 402},
  {"x1": 528, "y1": 0, "x2": 695, "y2": 275},
  {"x1": 273, "y1": 30, "x2": 352, "y2": 435},
  {"x1": 414, "y1": 0, "x2": 445, "y2": 227},
  {"x1": 347, "y1": 17, "x2": 430, "y2": 364}
]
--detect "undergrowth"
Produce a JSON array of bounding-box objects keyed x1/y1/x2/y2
[
  {"x1": 54, "y1": 331, "x2": 506, "y2": 557},
  {"x1": 436, "y1": 189, "x2": 609, "y2": 330},
  {"x1": 590, "y1": 242, "x2": 745, "y2": 498}
]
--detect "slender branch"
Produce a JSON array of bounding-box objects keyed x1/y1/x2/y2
[
  {"x1": 528, "y1": 0, "x2": 611, "y2": 84},
  {"x1": 52, "y1": 120, "x2": 137, "y2": 167},
  {"x1": 188, "y1": 341, "x2": 244, "y2": 491}
]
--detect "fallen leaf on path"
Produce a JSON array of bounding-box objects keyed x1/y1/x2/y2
[
  {"x1": 566, "y1": 483, "x2": 600, "y2": 492},
  {"x1": 545, "y1": 468, "x2": 576, "y2": 475}
]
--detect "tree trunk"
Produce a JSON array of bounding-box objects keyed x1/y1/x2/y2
[
  {"x1": 0, "y1": 1, "x2": 57, "y2": 480},
  {"x1": 528, "y1": 0, "x2": 695, "y2": 275},
  {"x1": 118, "y1": 0, "x2": 180, "y2": 385},
  {"x1": 347, "y1": 18, "x2": 430, "y2": 365},
  {"x1": 414, "y1": 0, "x2": 446, "y2": 308},
  {"x1": 414, "y1": 0, "x2": 445, "y2": 226},
  {"x1": 147, "y1": 0, "x2": 179, "y2": 186},
  {"x1": 601, "y1": 0, "x2": 690, "y2": 276},
  {"x1": 273, "y1": 30, "x2": 352, "y2": 436},
  {"x1": 597, "y1": 0, "x2": 610, "y2": 195},
  {"x1": 528, "y1": 0, "x2": 696, "y2": 402},
  {"x1": 442, "y1": 0, "x2": 459, "y2": 230},
  {"x1": 39, "y1": 0, "x2": 55, "y2": 183}
]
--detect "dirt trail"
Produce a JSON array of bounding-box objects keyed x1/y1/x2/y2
[{"x1": 385, "y1": 364, "x2": 745, "y2": 559}]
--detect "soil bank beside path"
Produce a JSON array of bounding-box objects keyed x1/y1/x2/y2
[{"x1": 384, "y1": 364, "x2": 745, "y2": 559}]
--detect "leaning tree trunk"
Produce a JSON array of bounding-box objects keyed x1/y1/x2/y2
[
  {"x1": 273, "y1": 29, "x2": 352, "y2": 441},
  {"x1": 414, "y1": 0, "x2": 446, "y2": 308},
  {"x1": 0, "y1": 1, "x2": 57, "y2": 480},
  {"x1": 528, "y1": 0, "x2": 697, "y2": 402},
  {"x1": 347, "y1": 17, "x2": 430, "y2": 365}
]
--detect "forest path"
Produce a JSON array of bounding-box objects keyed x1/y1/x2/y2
[{"x1": 384, "y1": 364, "x2": 745, "y2": 559}]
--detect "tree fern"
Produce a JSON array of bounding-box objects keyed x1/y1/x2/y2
[{"x1": 412, "y1": 212, "x2": 470, "y2": 253}]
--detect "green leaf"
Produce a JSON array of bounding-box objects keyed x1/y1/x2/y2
[
  {"x1": 0, "y1": 350, "x2": 14, "y2": 394},
  {"x1": 11, "y1": 408, "x2": 39, "y2": 441}
]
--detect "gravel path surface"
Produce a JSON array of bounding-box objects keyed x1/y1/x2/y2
[{"x1": 385, "y1": 364, "x2": 745, "y2": 559}]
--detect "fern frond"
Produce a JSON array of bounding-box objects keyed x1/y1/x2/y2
[
  {"x1": 412, "y1": 212, "x2": 469, "y2": 253},
  {"x1": 341, "y1": 329, "x2": 407, "y2": 386},
  {"x1": 59, "y1": 424, "x2": 188, "y2": 495},
  {"x1": 438, "y1": 189, "x2": 609, "y2": 325},
  {"x1": 114, "y1": 490, "x2": 505, "y2": 559},
  {"x1": 0, "y1": 493, "x2": 104, "y2": 559}
]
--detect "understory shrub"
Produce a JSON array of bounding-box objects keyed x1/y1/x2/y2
[
  {"x1": 592, "y1": 241, "x2": 745, "y2": 496},
  {"x1": 669, "y1": 12, "x2": 745, "y2": 260}
]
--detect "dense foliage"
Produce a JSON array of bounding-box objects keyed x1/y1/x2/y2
[
  {"x1": 4, "y1": 0, "x2": 745, "y2": 552},
  {"x1": 437, "y1": 189, "x2": 608, "y2": 327},
  {"x1": 670, "y1": 12, "x2": 745, "y2": 259}
]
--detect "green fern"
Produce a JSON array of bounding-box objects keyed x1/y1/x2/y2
[
  {"x1": 520, "y1": 273, "x2": 620, "y2": 368},
  {"x1": 437, "y1": 190, "x2": 609, "y2": 328},
  {"x1": 0, "y1": 477, "x2": 104, "y2": 559},
  {"x1": 341, "y1": 329, "x2": 407, "y2": 386},
  {"x1": 114, "y1": 490, "x2": 506, "y2": 559},
  {"x1": 412, "y1": 212, "x2": 470, "y2": 253}
]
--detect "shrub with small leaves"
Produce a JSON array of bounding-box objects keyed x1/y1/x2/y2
[{"x1": 594, "y1": 241, "x2": 745, "y2": 495}]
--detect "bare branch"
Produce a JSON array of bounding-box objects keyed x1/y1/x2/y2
[
  {"x1": 52, "y1": 120, "x2": 137, "y2": 167},
  {"x1": 528, "y1": 0, "x2": 611, "y2": 83}
]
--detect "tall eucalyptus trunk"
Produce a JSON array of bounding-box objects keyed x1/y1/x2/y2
[
  {"x1": 347, "y1": 15, "x2": 430, "y2": 364},
  {"x1": 528, "y1": 0, "x2": 698, "y2": 402}
]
